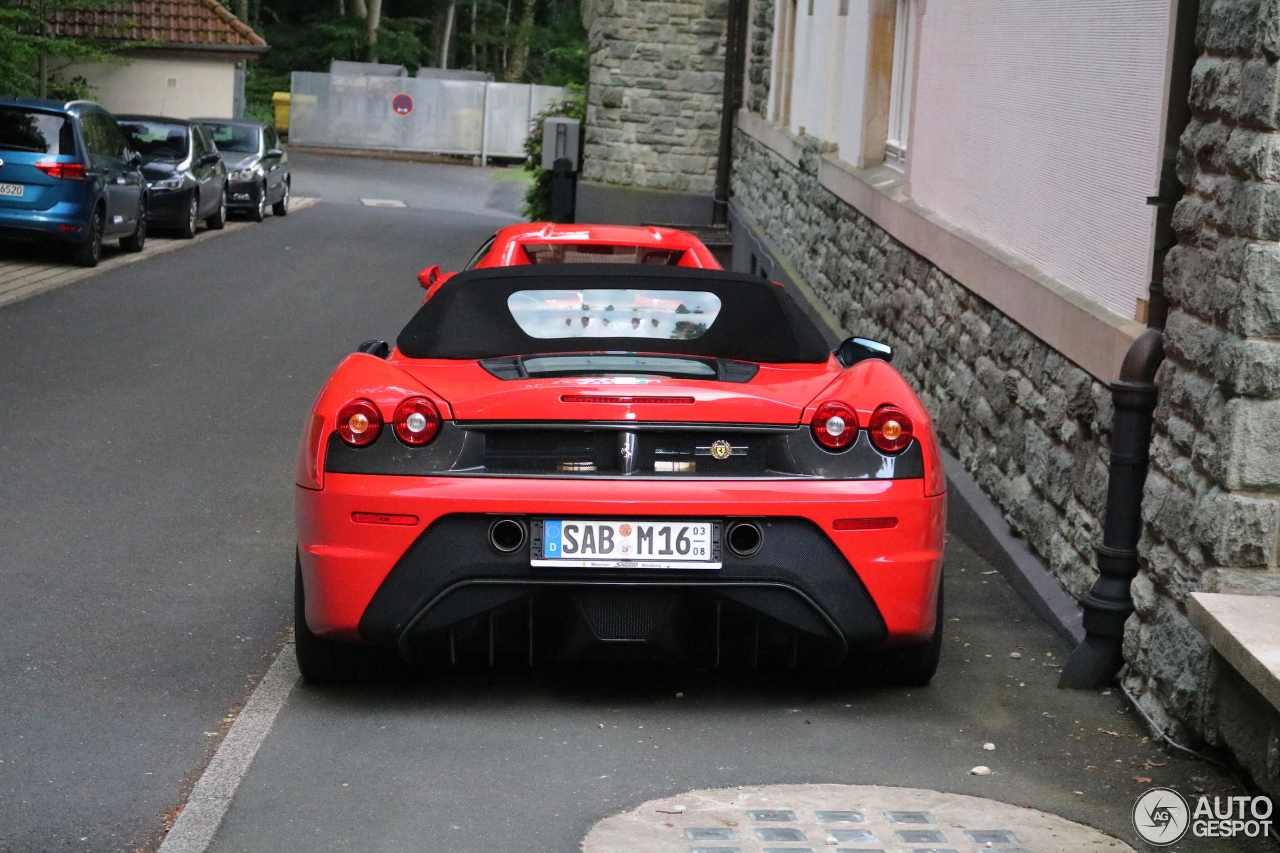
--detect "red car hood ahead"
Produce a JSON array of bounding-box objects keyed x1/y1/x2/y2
[{"x1": 394, "y1": 360, "x2": 843, "y2": 424}]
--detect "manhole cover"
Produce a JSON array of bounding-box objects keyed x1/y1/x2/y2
[{"x1": 583, "y1": 784, "x2": 1135, "y2": 853}]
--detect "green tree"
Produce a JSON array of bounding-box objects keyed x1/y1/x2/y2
[{"x1": 0, "y1": 0, "x2": 133, "y2": 99}]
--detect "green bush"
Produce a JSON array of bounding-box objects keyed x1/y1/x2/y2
[{"x1": 521, "y1": 84, "x2": 585, "y2": 221}]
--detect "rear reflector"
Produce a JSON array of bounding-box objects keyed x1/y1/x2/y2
[
  {"x1": 352, "y1": 512, "x2": 420, "y2": 526},
  {"x1": 57, "y1": 225, "x2": 79, "y2": 232},
  {"x1": 561, "y1": 395, "x2": 695, "y2": 404},
  {"x1": 833, "y1": 517, "x2": 898, "y2": 531}
]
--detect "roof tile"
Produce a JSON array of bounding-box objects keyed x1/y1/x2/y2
[{"x1": 51, "y1": 0, "x2": 267, "y2": 48}]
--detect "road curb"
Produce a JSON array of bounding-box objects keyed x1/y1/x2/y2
[
  {"x1": 156, "y1": 642, "x2": 299, "y2": 853},
  {"x1": 0, "y1": 196, "x2": 319, "y2": 311}
]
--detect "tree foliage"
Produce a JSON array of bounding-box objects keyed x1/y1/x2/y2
[
  {"x1": 245, "y1": 0, "x2": 586, "y2": 116},
  {"x1": 0, "y1": 0, "x2": 134, "y2": 99}
]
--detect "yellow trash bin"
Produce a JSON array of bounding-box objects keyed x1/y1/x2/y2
[{"x1": 271, "y1": 92, "x2": 291, "y2": 133}]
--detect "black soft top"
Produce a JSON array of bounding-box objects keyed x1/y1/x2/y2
[{"x1": 395, "y1": 265, "x2": 832, "y2": 364}]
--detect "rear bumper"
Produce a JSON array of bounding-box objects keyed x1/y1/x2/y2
[
  {"x1": 0, "y1": 204, "x2": 90, "y2": 243},
  {"x1": 297, "y1": 475, "x2": 946, "y2": 660}
]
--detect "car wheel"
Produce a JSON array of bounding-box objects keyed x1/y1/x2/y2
[
  {"x1": 178, "y1": 193, "x2": 199, "y2": 239},
  {"x1": 249, "y1": 184, "x2": 267, "y2": 222},
  {"x1": 120, "y1": 197, "x2": 147, "y2": 253},
  {"x1": 294, "y1": 552, "x2": 403, "y2": 684},
  {"x1": 207, "y1": 187, "x2": 227, "y2": 230},
  {"x1": 71, "y1": 207, "x2": 105, "y2": 268},
  {"x1": 271, "y1": 180, "x2": 290, "y2": 217}
]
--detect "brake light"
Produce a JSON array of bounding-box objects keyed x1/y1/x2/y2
[
  {"x1": 869, "y1": 405, "x2": 913, "y2": 453},
  {"x1": 561, "y1": 395, "x2": 695, "y2": 404},
  {"x1": 36, "y1": 162, "x2": 88, "y2": 180},
  {"x1": 393, "y1": 396, "x2": 441, "y2": 445},
  {"x1": 337, "y1": 399, "x2": 382, "y2": 446},
  {"x1": 295, "y1": 412, "x2": 325, "y2": 489},
  {"x1": 811, "y1": 400, "x2": 857, "y2": 450}
]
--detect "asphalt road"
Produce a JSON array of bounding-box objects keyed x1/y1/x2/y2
[{"x1": 0, "y1": 154, "x2": 520, "y2": 853}]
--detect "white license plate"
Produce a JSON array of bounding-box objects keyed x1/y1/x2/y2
[
  {"x1": 533, "y1": 519, "x2": 721, "y2": 569},
  {"x1": 0, "y1": 183, "x2": 24, "y2": 198}
]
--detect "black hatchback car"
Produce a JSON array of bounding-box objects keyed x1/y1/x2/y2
[
  {"x1": 116, "y1": 116, "x2": 227, "y2": 238},
  {"x1": 0, "y1": 98, "x2": 146, "y2": 266},
  {"x1": 194, "y1": 118, "x2": 290, "y2": 221}
]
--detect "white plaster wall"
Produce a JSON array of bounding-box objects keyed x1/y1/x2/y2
[
  {"x1": 836, "y1": 0, "x2": 871, "y2": 159},
  {"x1": 64, "y1": 57, "x2": 237, "y2": 119},
  {"x1": 908, "y1": 0, "x2": 1172, "y2": 320}
]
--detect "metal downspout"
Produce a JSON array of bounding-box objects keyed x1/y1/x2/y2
[
  {"x1": 1059, "y1": 0, "x2": 1200, "y2": 689},
  {"x1": 712, "y1": 0, "x2": 751, "y2": 226}
]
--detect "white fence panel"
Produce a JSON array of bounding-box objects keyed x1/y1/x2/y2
[{"x1": 289, "y1": 71, "x2": 569, "y2": 161}]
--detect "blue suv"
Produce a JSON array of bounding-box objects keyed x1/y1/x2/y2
[{"x1": 0, "y1": 98, "x2": 147, "y2": 267}]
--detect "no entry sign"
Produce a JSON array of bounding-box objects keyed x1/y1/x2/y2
[{"x1": 392, "y1": 93, "x2": 414, "y2": 115}]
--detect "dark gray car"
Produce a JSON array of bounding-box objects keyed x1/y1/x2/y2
[
  {"x1": 194, "y1": 118, "x2": 290, "y2": 222},
  {"x1": 117, "y1": 115, "x2": 228, "y2": 239}
]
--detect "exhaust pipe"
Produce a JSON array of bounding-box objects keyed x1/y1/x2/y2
[
  {"x1": 726, "y1": 521, "x2": 763, "y2": 557},
  {"x1": 488, "y1": 518, "x2": 527, "y2": 553}
]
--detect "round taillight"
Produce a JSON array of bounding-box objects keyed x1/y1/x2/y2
[
  {"x1": 811, "y1": 400, "x2": 858, "y2": 450},
  {"x1": 393, "y1": 397, "x2": 441, "y2": 445},
  {"x1": 869, "y1": 405, "x2": 914, "y2": 453},
  {"x1": 337, "y1": 398, "x2": 382, "y2": 447}
]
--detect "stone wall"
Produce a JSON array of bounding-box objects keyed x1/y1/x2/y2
[
  {"x1": 746, "y1": 0, "x2": 774, "y2": 115},
  {"x1": 731, "y1": 133, "x2": 1114, "y2": 604},
  {"x1": 1123, "y1": 0, "x2": 1280, "y2": 740},
  {"x1": 580, "y1": 0, "x2": 729, "y2": 193}
]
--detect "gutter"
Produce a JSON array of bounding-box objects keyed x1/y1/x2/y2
[
  {"x1": 712, "y1": 0, "x2": 750, "y2": 226},
  {"x1": 1058, "y1": 0, "x2": 1200, "y2": 688}
]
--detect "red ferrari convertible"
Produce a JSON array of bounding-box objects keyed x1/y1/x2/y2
[{"x1": 295, "y1": 264, "x2": 946, "y2": 683}]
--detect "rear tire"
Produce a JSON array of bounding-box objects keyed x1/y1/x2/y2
[
  {"x1": 206, "y1": 186, "x2": 227, "y2": 230},
  {"x1": 71, "y1": 207, "x2": 104, "y2": 267},
  {"x1": 271, "y1": 180, "x2": 290, "y2": 217},
  {"x1": 294, "y1": 553, "x2": 403, "y2": 684},
  {"x1": 120, "y1": 197, "x2": 146, "y2": 253}
]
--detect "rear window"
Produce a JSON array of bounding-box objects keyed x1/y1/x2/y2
[
  {"x1": 508, "y1": 289, "x2": 721, "y2": 340},
  {"x1": 0, "y1": 108, "x2": 74, "y2": 155},
  {"x1": 522, "y1": 244, "x2": 685, "y2": 265},
  {"x1": 201, "y1": 122, "x2": 259, "y2": 154},
  {"x1": 119, "y1": 120, "x2": 189, "y2": 161}
]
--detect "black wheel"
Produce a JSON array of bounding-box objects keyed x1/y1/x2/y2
[
  {"x1": 271, "y1": 180, "x2": 290, "y2": 217},
  {"x1": 839, "y1": 584, "x2": 943, "y2": 687},
  {"x1": 178, "y1": 193, "x2": 198, "y2": 239},
  {"x1": 249, "y1": 183, "x2": 266, "y2": 222},
  {"x1": 71, "y1": 206, "x2": 104, "y2": 267},
  {"x1": 206, "y1": 186, "x2": 227, "y2": 230},
  {"x1": 120, "y1": 197, "x2": 147, "y2": 253},
  {"x1": 294, "y1": 552, "x2": 403, "y2": 684}
]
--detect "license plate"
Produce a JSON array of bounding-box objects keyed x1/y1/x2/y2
[
  {"x1": 532, "y1": 519, "x2": 721, "y2": 569},
  {"x1": 0, "y1": 183, "x2": 23, "y2": 198}
]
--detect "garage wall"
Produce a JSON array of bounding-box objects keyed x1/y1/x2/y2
[{"x1": 64, "y1": 57, "x2": 238, "y2": 119}]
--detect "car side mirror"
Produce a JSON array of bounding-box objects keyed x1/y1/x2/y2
[
  {"x1": 355, "y1": 340, "x2": 390, "y2": 359},
  {"x1": 266, "y1": 148, "x2": 284, "y2": 158},
  {"x1": 418, "y1": 265, "x2": 441, "y2": 290},
  {"x1": 835, "y1": 336, "x2": 893, "y2": 367},
  {"x1": 199, "y1": 151, "x2": 221, "y2": 165},
  {"x1": 127, "y1": 151, "x2": 143, "y2": 167}
]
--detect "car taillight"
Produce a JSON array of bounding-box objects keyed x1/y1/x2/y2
[
  {"x1": 393, "y1": 396, "x2": 440, "y2": 445},
  {"x1": 36, "y1": 162, "x2": 88, "y2": 180},
  {"x1": 337, "y1": 399, "x2": 382, "y2": 446},
  {"x1": 295, "y1": 412, "x2": 325, "y2": 489},
  {"x1": 869, "y1": 405, "x2": 913, "y2": 453},
  {"x1": 811, "y1": 400, "x2": 858, "y2": 450}
]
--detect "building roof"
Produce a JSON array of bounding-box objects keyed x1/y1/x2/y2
[{"x1": 51, "y1": 0, "x2": 267, "y2": 51}]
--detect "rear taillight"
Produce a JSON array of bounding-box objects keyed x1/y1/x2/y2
[
  {"x1": 295, "y1": 412, "x2": 325, "y2": 489},
  {"x1": 337, "y1": 399, "x2": 382, "y2": 446},
  {"x1": 36, "y1": 162, "x2": 88, "y2": 180},
  {"x1": 869, "y1": 405, "x2": 913, "y2": 453},
  {"x1": 811, "y1": 400, "x2": 858, "y2": 450},
  {"x1": 393, "y1": 397, "x2": 440, "y2": 445}
]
